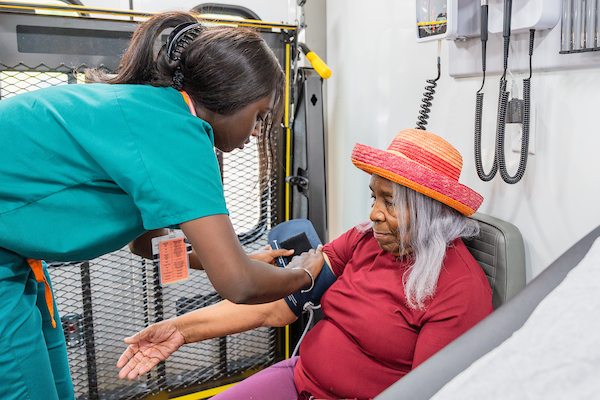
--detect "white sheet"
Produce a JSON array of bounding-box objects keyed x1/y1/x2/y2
[{"x1": 431, "y1": 238, "x2": 600, "y2": 400}]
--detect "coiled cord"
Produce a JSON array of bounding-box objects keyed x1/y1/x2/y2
[
  {"x1": 474, "y1": 94, "x2": 495, "y2": 180},
  {"x1": 475, "y1": 78, "x2": 509, "y2": 181},
  {"x1": 498, "y1": 30, "x2": 535, "y2": 184},
  {"x1": 498, "y1": 78, "x2": 530, "y2": 183},
  {"x1": 475, "y1": 27, "x2": 535, "y2": 184},
  {"x1": 502, "y1": 36, "x2": 510, "y2": 78},
  {"x1": 416, "y1": 41, "x2": 441, "y2": 130},
  {"x1": 473, "y1": 7, "x2": 497, "y2": 181}
]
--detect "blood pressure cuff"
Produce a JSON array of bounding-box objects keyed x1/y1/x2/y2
[{"x1": 268, "y1": 219, "x2": 337, "y2": 316}]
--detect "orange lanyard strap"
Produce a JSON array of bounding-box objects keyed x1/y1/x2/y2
[
  {"x1": 26, "y1": 259, "x2": 56, "y2": 328},
  {"x1": 180, "y1": 91, "x2": 197, "y2": 116}
]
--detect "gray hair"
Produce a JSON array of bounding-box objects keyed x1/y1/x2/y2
[
  {"x1": 359, "y1": 179, "x2": 480, "y2": 310},
  {"x1": 393, "y1": 183, "x2": 480, "y2": 309}
]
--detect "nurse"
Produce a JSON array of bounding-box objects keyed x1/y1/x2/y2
[{"x1": 0, "y1": 10, "x2": 323, "y2": 400}]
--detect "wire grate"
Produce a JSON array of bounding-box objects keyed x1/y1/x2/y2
[{"x1": 3, "y1": 64, "x2": 282, "y2": 399}]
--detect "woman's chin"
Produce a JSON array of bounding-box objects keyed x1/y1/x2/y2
[{"x1": 375, "y1": 239, "x2": 399, "y2": 256}]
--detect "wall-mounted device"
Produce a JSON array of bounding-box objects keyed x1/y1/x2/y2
[
  {"x1": 488, "y1": 0, "x2": 561, "y2": 34},
  {"x1": 474, "y1": 0, "x2": 537, "y2": 184},
  {"x1": 561, "y1": 0, "x2": 600, "y2": 53},
  {"x1": 414, "y1": 0, "x2": 482, "y2": 129},
  {"x1": 414, "y1": 1, "x2": 449, "y2": 129},
  {"x1": 416, "y1": 0, "x2": 458, "y2": 42},
  {"x1": 416, "y1": 0, "x2": 482, "y2": 42},
  {"x1": 448, "y1": 0, "x2": 564, "y2": 78}
]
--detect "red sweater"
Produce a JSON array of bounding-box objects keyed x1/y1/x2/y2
[{"x1": 294, "y1": 227, "x2": 493, "y2": 400}]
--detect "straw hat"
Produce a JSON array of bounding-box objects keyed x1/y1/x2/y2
[{"x1": 351, "y1": 129, "x2": 483, "y2": 215}]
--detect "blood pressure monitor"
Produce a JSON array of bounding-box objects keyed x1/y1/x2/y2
[{"x1": 416, "y1": 0, "x2": 458, "y2": 42}]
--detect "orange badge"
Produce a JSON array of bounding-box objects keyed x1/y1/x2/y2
[{"x1": 158, "y1": 237, "x2": 189, "y2": 285}]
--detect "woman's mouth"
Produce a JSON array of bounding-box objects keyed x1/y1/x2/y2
[{"x1": 373, "y1": 231, "x2": 391, "y2": 239}]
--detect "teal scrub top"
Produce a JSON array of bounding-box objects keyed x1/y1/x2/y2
[{"x1": 0, "y1": 83, "x2": 228, "y2": 262}]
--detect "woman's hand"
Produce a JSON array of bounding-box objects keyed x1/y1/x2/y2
[
  {"x1": 117, "y1": 320, "x2": 185, "y2": 380},
  {"x1": 248, "y1": 245, "x2": 294, "y2": 265},
  {"x1": 287, "y1": 244, "x2": 325, "y2": 281}
]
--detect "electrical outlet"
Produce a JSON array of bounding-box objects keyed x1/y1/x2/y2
[{"x1": 511, "y1": 101, "x2": 536, "y2": 155}]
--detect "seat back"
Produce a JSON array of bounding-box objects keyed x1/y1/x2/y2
[{"x1": 464, "y1": 213, "x2": 526, "y2": 309}]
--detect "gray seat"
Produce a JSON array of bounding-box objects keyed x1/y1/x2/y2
[
  {"x1": 463, "y1": 213, "x2": 527, "y2": 309},
  {"x1": 375, "y1": 224, "x2": 600, "y2": 400}
]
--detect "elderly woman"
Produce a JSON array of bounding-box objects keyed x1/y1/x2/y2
[{"x1": 117, "y1": 129, "x2": 493, "y2": 400}]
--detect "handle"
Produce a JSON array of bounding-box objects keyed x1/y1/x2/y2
[
  {"x1": 503, "y1": 0, "x2": 512, "y2": 38},
  {"x1": 299, "y1": 43, "x2": 332, "y2": 79}
]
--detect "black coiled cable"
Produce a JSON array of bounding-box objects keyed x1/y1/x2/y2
[
  {"x1": 416, "y1": 54, "x2": 441, "y2": 130},
  {"x1": 475, "y1": 27, "x2": 535, "y2": 184},
  {"x1": 475, "y1": 79, "x2": 509, "y2": 181},
  {"x1": 497, "y1": 30, "x2": 535, "y2": 184},
  {"x1": 474, "y1": 2, "x2": 498, "y2": 181},
  {"x1": 498, "y1": 78, "x2": 530, "y2": 183}
]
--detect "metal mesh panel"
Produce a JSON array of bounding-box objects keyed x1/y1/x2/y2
[
  {"x1": 50, "y1": 251, "x2": 155, "y2": 400},
  {"x1": 2, "y1": 65, "x2": 281, "y2": 399},
  {"x1": 1, "y1": 70, "x2": 66, "y2": 97}
]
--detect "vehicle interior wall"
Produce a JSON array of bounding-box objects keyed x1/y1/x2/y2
[
  {"x1": 325, "y1": 0, "x2": 600, "y2": 282},
  {"x1": 51, "y1": 0, "x2": 599, "y2": 282}
]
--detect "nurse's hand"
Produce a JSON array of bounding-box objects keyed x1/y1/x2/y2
[
  {"x1": 248, "y1": 245, "x2": 294, "y2": 265},
  {"x1": 117, "y1": 320, "x2": 185, "y2": 380}
]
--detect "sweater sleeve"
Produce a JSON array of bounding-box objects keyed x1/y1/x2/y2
[{"x1": 322, "y1": 227, "x2": 366, "y2": 277}]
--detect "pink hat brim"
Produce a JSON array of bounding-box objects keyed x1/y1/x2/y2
[{"x1": 351, "y1": 143, "x2": 483, "y2": 215}]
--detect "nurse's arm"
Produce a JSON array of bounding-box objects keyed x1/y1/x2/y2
[
  {"x1": 129, "y1": 230, "x2": 293, "y2": 271},
  {"x1": 180, "y1": 215, "x2": 323, "y2": 304},
  {"x1": 128, "y1": 228, "x2": 205, "y2": 270},
  {"x1": 128, "y1": 229, "x2": 166, "y2": 258}
]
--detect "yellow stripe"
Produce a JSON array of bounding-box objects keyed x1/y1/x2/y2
[
  {"x1": 285, "y1": 324, "x2": 290, "y2": 359},
  {"x1": 0, "y1": 1, "x2": 297, "y2": 28},
  {"x1": 0, "y1": 1, "x2": 154, "y2": 17},
  {"x1": 284, "y1": 42, "x2": 291, "y2": 221},
  {"x1": 284, "y1": 42, "x2": 291, "y2": 359},
  {"x1": 417, "y1": 20, "x2": 447, "y2": 26},
  {"x1": 170, "y1": 383, "x2": 238, "y2": 400}
]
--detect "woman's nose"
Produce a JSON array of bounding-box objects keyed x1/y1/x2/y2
[{"x1": 370, "y1": 201, "x2": 384, "y2": 222}]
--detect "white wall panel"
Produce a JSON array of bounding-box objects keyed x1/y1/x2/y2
[{"x1": 326, "y1": 0, "x2": 600, "y2": 280}]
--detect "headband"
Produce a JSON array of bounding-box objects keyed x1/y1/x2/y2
[{"x1": 166, "y1": 22, "x2": 203, "y2": 61}]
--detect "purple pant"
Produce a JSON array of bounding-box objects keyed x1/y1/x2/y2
[{"x1": 211, "y1": 356, "x2": 300, "y2": 400}]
